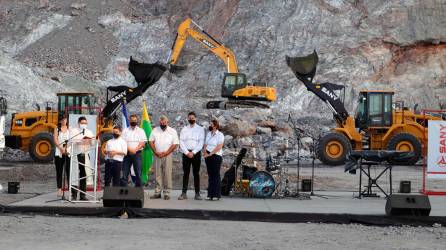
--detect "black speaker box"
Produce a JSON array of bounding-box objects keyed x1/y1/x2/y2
[
  {"x1": 103, "y1": 187, "x2": 144, "y2": 208},
  {"x1": 385, "y1": 194, "x2": 431, "y2": 216}
]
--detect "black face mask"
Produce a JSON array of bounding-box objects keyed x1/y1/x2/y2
[
  {"x1": 208, "y1": 126, "x2": 213, "y2": 131},
  {"x1": 188, "y1": 119, "x2": 195, "y2": 125},
  {"x1": 160, "y1": 124, "x2": 167, "y2": 130},
  {"x1": 113, "y1": 133, "x2": 120, "y2": 139},
  {"x1": 130, "y1": 121, "x2": 138, "y2": 127}
]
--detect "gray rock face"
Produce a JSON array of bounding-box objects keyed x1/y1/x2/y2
[{"x1": 0, "y1": 0, "x2": 445, "y2": 162}]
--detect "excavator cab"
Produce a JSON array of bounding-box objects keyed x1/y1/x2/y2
[
  {"x1": 221, "y1": 73, "x2": 248, "y2": 98},
  {"x1": 355, "y1": 91, "x2": 393, "y2": 129}
]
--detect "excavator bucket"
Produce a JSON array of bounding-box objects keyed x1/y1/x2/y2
[
  {"x1": 169, "y1": 64, "x2": 187, "y2": 74},
  {"x1": 128, "y1": 57, "x2": 167, "y2": 85},
  {"x1": 286, "y1": 50, "x2": 318, "y2": 81}
]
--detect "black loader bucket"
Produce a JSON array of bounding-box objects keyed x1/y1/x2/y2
[
  {"x1": 101, "y1": 57, "x2": 167, "y2": 119},
  {"x1": 128, "y1": 57, "x2": 167, "y2": 85},
  {"x1": 285, "y1": 50, "x2": 319, "y2": 82}
]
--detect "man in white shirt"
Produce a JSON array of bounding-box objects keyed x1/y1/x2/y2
[
  {"x1": 121, "y1": 114, "x2": 147, "y2": 187},
  {"x1": 178, "y1": 111, "x2": 204, "y2": 200},
  {"x1": 105, "y1": 126, "x2": 127, "y2": 187},
  {"x1": 149, "y1": 115, "x2": 179, "y2": 200},
  {"x1": 70, "y1": 116, "x2": 95, "y2": 201}
]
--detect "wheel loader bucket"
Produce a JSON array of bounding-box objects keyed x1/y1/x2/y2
[
  {"x1": 286, "y1": 50, "x2": 319, "y2": 81},
  {"x1": 128, "y1": 57, "x2": 167, "y2": 85}
]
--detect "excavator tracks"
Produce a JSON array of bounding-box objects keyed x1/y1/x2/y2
[{"x1": 206, "y1": 100, "x2": 270, "y2": 109}]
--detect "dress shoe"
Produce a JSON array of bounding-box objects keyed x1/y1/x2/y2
[
  {"x1": 150, "y1": 194, "x2": 161, "y2": 199},
  {"x1": 178, "y1": 193, "x2": 187, "y2": 200},
  {"x1": 194, "y1": 193, "x2": 202, "y2": 200}
]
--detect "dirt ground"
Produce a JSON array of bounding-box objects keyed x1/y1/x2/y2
[
  {"x1": 0, "y1": 215, "x2": 444, "y2": 250},
  {"x1": 1, "y1": 160, "x2": 446, "y2": 249}
]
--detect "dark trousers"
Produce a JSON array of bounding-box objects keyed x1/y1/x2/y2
[
  {"x1": 121, "y1": 151, "x2": 142, "y2": 187},
  {"x1": 205, "y1": 154, "x2": 223, "y2": 198},
  {"x1": 75, "y1": 154, "x2": 88, "y2": 198},
  {"x1": 182, "y1": 151, "x2": 201, "y2": 193},
  {"x1": 54, "y1": 155, "x2": 70, "y2": 189},
  {"x1": 105, "y1": 159, "x2": 123, "y2": 187}
]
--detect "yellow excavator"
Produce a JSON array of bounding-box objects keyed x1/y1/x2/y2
[
  {"x1": 167, "y1": 18, "x2": 276, "y2": 109},
  {"x1": 286, "y1": 51, "x2": 443, "y2": 165}
]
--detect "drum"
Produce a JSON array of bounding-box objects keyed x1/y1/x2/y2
[{"x1": 249, "y1": 171, "x2": 276, "y2": 198}]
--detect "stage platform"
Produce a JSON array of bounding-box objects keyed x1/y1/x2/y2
[{"x1": 4, "y1": 190, "x2": 446, "y2": 226}]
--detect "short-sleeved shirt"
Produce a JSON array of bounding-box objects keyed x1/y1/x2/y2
[
  {"x1": 122, "y1": 126, "x2": 147, "y2": 151},
  {"x1": 149, "y1": 126, "x2": 179, "y2": 152},
  {"x1": 106, "y1": 137, "x2": 127, "y2": 162},
  {"x1": 70, "y1": 127, "x2": 95, "y2": 155},
  {"x1": 205, "y1": 130, "x2": 224, "y2": 156}
]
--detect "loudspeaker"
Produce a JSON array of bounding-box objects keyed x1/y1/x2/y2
[
  {"x1": 399, "y1": 181, "x2": 411, "y2": 193},
  {"x1": 301, "y1": 179, "x2": 312, "y2": 192},
  {"x1": 103, "y1": 187, "x2": 144, "y2": 208},
  {"x1": 385, "y1": 194, "x2": 431, "y2": 216}
]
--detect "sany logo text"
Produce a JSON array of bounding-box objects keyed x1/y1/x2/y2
[{"x1": 110, "y1": 91, "x2": 126, "y2": 103}]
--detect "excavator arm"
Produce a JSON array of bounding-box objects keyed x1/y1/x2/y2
[
  {"x1": 285, "y1": 51, "x2": 349, "y2": 126},
  {"x1": 167, "y1": 18, "x2": 238, "y2": 73},
  {"x1": 101, "y1": 57, "x2": 166, "y2": 119}
]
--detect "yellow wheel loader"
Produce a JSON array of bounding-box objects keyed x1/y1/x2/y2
[
  {"x1": 286, "y1": 51, "x2": 443, "y2": 165},
  {"x1": 5, "y1": 59, "x2": 166, "y2": 163}
]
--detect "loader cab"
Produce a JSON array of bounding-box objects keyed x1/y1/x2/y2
[
  {"x1": 57, "y1": 93, "x2": 96, "y2": 119},
  {"x1": 355, "y1": 91, "x2": 394, "y2": 129},
  {"x1": 221, "y1": 73, "x2": 248, "y2": 98}
]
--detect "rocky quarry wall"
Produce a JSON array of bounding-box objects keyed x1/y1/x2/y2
[{"x1": 0, "y1": 0, "x2": 445, "y2": 165}]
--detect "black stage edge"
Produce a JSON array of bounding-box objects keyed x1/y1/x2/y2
[{"x1": 3, "y1": 205, "x2": 446, "y2": 227}]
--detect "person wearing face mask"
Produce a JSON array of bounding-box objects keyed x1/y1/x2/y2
[
  {"x1": 53, "y1": 116, "x2": 71, "y2": 197},
  {"x1": 203, "y1": 119, "x2": 224, "y2": 201},
  {"x1": 104, "y1": 126, "x2": 127, "y2": 187},
  {"x1": 149, "y1": 115, "x2": 179, "y2": 200},
  {"x1": 121, "y1": 114, "x2": 147, "y2": 187},
  {"x1": 178, "y1": 111, "x2": 205, "y2": 200},
  {"x1": 70, "y1": 116, "x2": 94, "y2": 201}
]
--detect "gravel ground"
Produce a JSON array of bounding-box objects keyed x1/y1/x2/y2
[{"x1": 0, "y1": 215, "x2": 445, "y2": 250}]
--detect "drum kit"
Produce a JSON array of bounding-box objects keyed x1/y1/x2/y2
[
  {"x1": 229, "y1": 114, "x2": 321, "y2": 199},
  {"x1": 232, "y1": 146, "x2": 297, "y2": 199}
]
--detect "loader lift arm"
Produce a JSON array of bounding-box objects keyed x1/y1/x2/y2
[
  {"x1": 101, "y1": 57, "x2": 166, "y2": 119},
  {"x1": 167, "y1": 18, "x2": 238, "y2": 73},
  {"x1": 285, "y1": 51, "x2": 349, "y2": 126}
]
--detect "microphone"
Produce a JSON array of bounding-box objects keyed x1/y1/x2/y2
[{"x1": 82, "y1": 129, "x2": 85, "y2": 135}]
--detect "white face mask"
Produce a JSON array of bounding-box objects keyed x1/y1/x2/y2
[{"x1": 79, "y1": 124, "x2": 88, "y2": 130}]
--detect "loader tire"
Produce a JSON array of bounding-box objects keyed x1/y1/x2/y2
[
  {"x1": 387, "y1": 133, "x2": 421, "y2": 165},
  {"x1": 29, "y1": 132, "x2": 55, "y2": 163},
  {"x1": 316, "y1": 132, "x2": 351, "y2": 166},
  {"x1": 100, "y1": 132, "x2": 113, "y2": 163}
]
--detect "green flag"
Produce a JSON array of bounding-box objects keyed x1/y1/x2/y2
[{"x1": 141, "y1": 100, "x2": 153, "y2": 185}]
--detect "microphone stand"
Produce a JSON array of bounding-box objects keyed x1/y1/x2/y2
[
  {"x1": 46, "y1": 129, "x2": 85, "y2": 203},
  {"x1": 287, "y1": 114, "x2": 304, "y2": 198}
]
